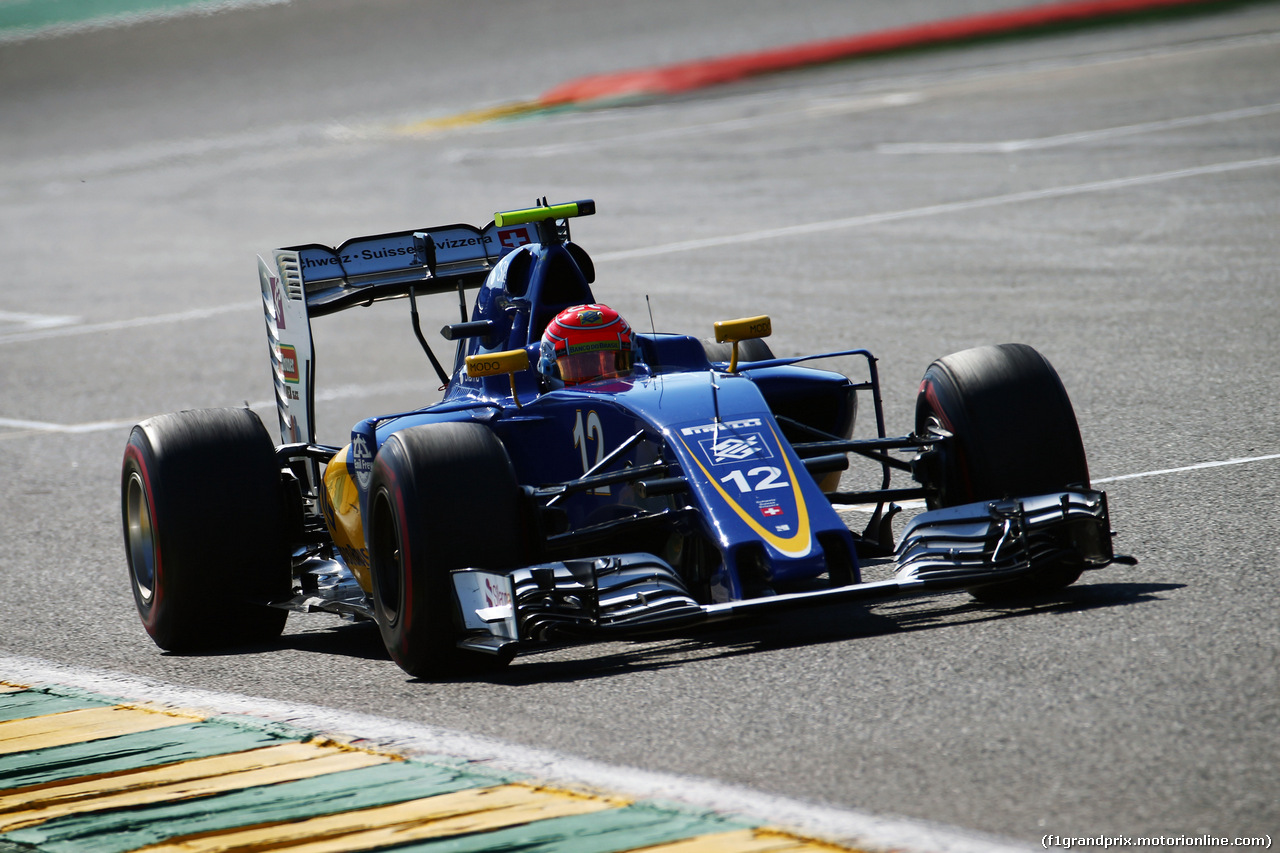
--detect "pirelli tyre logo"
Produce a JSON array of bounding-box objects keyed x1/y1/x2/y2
[{"x1": 679, "y1": 417, "x2": 762, "y2": 436}]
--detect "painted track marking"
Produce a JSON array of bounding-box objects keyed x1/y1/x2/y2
[
  {"x1": 131, "y1": 784, "x2": 622, "y2": 853},
  {"x1": 0, "y1": 681, "x2": 863, "y2": 853},
  {"x1": 0, "y1": 705, "x2": 198, "y2": 755},
  {"x1": 0, "y1": 0, "x2": 292, "y2": 43},
  {"x1": 0, "y1": 301, "x2": 257, "y2": 347},
  {"x1": 0, "y1": 311, "x2": 80, "y2": 332},
  {"x1": 3, "y1": 153, "x2": 1275, "y2": 359},
  {"x1": 0, "y1": 379, "x2": 428, "y2": 440},
  {"x1": 594, "y1": 155, "x2": 1280, "y2": 261},
  {"x1": 443, "y1": 31, "x2": 1280, "y2": 158},
  {"x1": 877, "y1": 101, "x2": 1280, "y2": 153},
  {"x1": 1092, "y1": 453, "x2": 1280, "y2": 483},
  {"x1": 0, "y1": 743, "x2": 389, "y2": 834},
  {"x1": 0, "y1": 665, "x2": 1026, "y2": 853}
]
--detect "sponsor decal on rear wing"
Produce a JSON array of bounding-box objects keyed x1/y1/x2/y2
[{"x1": 281, "y1": 221, "x2": 539, "y2": 317}]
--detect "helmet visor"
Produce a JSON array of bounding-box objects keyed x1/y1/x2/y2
[{"x1": 558, "y1": 349, "x2": 633, "y2": 386}]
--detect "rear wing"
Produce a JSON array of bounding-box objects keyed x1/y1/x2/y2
[
  {"x1": 256, "y1": 200, "x2": 594, "y2": 450},
  {"x1": 276, "y1": 221, "x2": 534, "y2": 318}
]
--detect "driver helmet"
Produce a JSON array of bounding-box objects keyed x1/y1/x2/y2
[{"x1": 538, "y1": 304, "x2": 634, "y2": 386}]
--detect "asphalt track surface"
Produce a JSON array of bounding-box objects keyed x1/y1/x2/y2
[{"x1": 2, "y1": 0, "x2": 1279, "y2": 850}]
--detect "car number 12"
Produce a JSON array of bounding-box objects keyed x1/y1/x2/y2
[
  {"x1": 573, "y1": 410, "x2": 610, "y2": 495},
  {"x1": 720, "y1": 466, "x2": 789, "y2": 492}
]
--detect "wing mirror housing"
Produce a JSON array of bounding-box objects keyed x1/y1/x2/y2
[
  {"x1": 712, "y1": 315, "x2": 772, "y2": 373},
  {"x1": 465, "y1": 349, "x2": 531, "y2": 408}
]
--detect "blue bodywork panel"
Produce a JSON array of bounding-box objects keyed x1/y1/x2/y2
[{"x1": 336, "y1": 239, "x2": 861, "y2": 603}]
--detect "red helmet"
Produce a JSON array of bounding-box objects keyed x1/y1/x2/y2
[{"x1": 539, "y1": 304, "x2": 634, "y2": 386}]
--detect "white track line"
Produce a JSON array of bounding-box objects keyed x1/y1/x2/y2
[
  {"x1": 0, "y1": 416, "x2": 141, "y2": 435},
  {"x1": 1092, "y1": 453, "x2": 1280, "y2": 483},
  {"x1": 0, "y1": 653, "x2": 1033, "y2": 853},
  {"x1": 0, "y1": 310, "x2": 81, "y2": 330},
  {"x1": 0, "y1": 0, "x2": 294, "y2": 45},
  {"x1": 0, "y1": 379, "x2": 430, "y2": 439},
  {"x1": 595, "y1": 155, "x2": 1280, "y2": 262},
  {"x1": 835, "y1": 451, "x2": 1280, "y2": 514},
  {"x1": 5, "y1": 155, "x2": 1275, "y2": 347},
  {"x1": 0, "y1": 301, "x2": 258, "y2": 346},
  {"x1": 877, "y1": 101, "x2": 1280, "y2": 154}
]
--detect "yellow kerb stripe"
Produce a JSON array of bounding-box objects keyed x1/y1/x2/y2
[
  {"x1": 0, "y1": 744, "x2": 389, "y2": 834},
  {"x1": 630, "y1": 827, "x2": 864, "y2": 852},
  {"x1": 0, "y1": 705, "x2": 202, "y2": 755},
  {"x1": 0, "y1": 741, "x2": 352, "y2": 814},
  {"x1": 397, "y1": 101, "x2": 543, "y2": 134},
  {"x1": 133, "y1": 783, "x2": 623, "y2": 853}
]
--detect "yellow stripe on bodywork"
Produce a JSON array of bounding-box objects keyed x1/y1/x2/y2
[
  {"x1": 634, "y1": 828, "x2": 857, "y2": 852},
  {"x1": 322, "y1": 446, "x2": 371, "y2": 592},
  {"x1": 134, "y1": 783, "x2": 622, "y2": 853},
  {"x1": 679, "y1": 424, "x2": 812, "y2": 558},
  {"x1": 0, "y1": 743, "x2": 389, "y2": 833},
  {"x1": 0, "y1": 705, "x2": 201, "y2": 755}
]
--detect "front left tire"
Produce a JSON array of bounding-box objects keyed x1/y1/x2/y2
[
  {"x1": 367, "y1": 422, "x2": 532, "y2": 678},
  {"x1": 914, "y1": 343, "x2": 1092, "y2": 600}
]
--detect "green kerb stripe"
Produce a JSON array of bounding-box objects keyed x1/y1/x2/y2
[
  {"x1": 389, "y1": 803, "x2": 751, "y2": 853},
  {"x1": 0, "y1": 718, "x2": 301, "y2": 790},
  {"x1": 0, "y1": 0, "x2": 240, "y2": 33},
  {"x1": 0, "y1": 691, "x2": 108, "y2": 723},
  {"x1": 2, "y1": 760, "x2": 509, "y2": 853}
]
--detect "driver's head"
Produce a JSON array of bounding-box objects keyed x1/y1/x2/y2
[{"x1": 538, "y1": 304, "x2": 634, "y2": 386}]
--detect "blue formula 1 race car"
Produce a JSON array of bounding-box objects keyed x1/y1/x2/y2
[{"x1": 121, "y1": 199, "x2": 1131, "y2": 678}]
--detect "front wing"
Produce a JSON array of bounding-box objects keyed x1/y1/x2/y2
[{"x1": 450, "y1": 488, "x2": 1122, "y2": 660}]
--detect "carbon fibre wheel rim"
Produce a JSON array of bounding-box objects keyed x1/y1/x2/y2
[
  {"x1": 125, "y1": 470, "x2": 157, "y2": 604},
  {"x1": 370, "y1": 490, "x2": 402, "y2": 627}
]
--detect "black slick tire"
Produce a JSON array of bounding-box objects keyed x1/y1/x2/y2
[
  {"x1": 915, "y1": 343, "x2": 1090, "y2": 600},
  {"x1": 121, "y1": 407, "x2": 290, "y2": 651},
  {"x1": 701, "y1": 338, "x2": 775, "y2": 366},
  {"x1": 367, "y1": 422, "x2": 529, "y2": 679}
]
